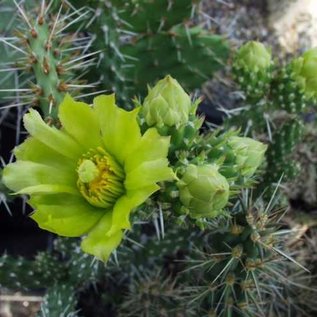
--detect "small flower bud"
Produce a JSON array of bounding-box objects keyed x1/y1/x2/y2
[
  {"x1": 233, "y1": 41, "x2": 272, "y2": 100},
  {"x1": 235, "y1": 41, "x2": 272, "y2": 72},
  {"x1": 142, "y1": 75, "x2": 191, "y2": 128},
  {"x1": 291, "y1": 47, "x2": 317, "y2": 100},
  {"x1": 228, "y1": 136, "x2": 267, "y2": 177},
  {"x1": 177, "y1": 164, "x2": 230, "y2": 218}
]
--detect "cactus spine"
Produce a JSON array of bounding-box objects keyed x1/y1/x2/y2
[
  {"x1": 0, "y1": 1, "x2": 96, "y2": 121},
  {"x1": 183, "y1": 189, "x2": 307, "y2": 316},
  {"x1": 70, "y1": 0, "x2": 229, "y2": 105}
]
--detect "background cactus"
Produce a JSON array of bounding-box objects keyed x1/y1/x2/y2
[
  {"x1": 70, "y1": 0, "x2": 229, "y2": 105},
  {"x1": 0, "y1": 237, "x2": 105, "y2": 316},
  {"x1": 0, "y1": 1, "x2": 97, "y2": 121},
  {"x1": 226, "y1": 42, "x2": 317, "y2": 194},
  {"x1": 287, "y1": 119, "x2": 317, "y2": 210},
  {"x1": 0, "y1": 0, "x2": 229, "y2": 110}
]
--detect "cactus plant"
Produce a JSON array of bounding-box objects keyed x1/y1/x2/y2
[
  {"x1": 232, "y1": 41, "x2": 273, "y2": 102},
  {"x1": 69, "y1": 0, "x2": 229, "y2": 105},
  {"x1": 0, "y1": 1, "x2": 313, "y2": 315},
  {"x1": 227, "y1": 42, "x2": 317, "y2": 194},
  {"x1": 0, "y1": 1, "x2": 97, "y2": 121},
  {"x1": 118, "y1": 268, "x2": 192, "y2": 317},
  {"x1": 38, "y1": 283, "x2": 78, "y2": 317},
  {"x1": 120, "y1": 24, "x2": 229, "y2": 99},
  {"x1": 0, "y1": 75, "x2": 270, "y2": 311},
  {"x1": 0, "y1": 0, "x2": 229, "y2": 110},
  {"x1": 182, "y1": 189, "x2": 308, "y2": 316}
]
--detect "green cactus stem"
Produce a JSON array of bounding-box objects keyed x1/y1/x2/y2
[
  {"x1": 233, "y1": 41, "x2": 273, "y2": 102},
  {"x1": 183, "y1": 189, "x2": 308, "y2": 316},
  {"x1": 1, "y1": 1, "x2": 96, "y2": 121}
]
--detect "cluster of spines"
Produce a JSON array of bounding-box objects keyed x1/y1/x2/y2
[
  {"x1": 111, "y1": 0, "x2": 196, "y2": 33},
  {"x1": 120, "y1": 22, "x2": 229, "y2": 99},
  {"x1": 182, "y1": 189, "x2": 306, "y2": 316},
  {"x1": 232, "y1": 61, "x2": 273, "y2": 103},
  {"x1": 118, "y1": 267, "x2": 193, "y2": 317},
  {"x1": 81, "y1": 0, "x2": 132, "y2": 105},
  {"x1": 38, "y1": 283, "x2": 78, "y2": 317},
  {"x1": 0, "y1": 252, "x2": 64, "y2": 290},
  {"x1": 0, "y1": 237, "x2": 105, "y2": 315},
  {"x1": 0, "y1": 1, "x2": 97, "y2": 121}
]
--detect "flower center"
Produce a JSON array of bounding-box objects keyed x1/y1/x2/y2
[{"x1": 77, "y1": 147, "x2": 125, "y2": 208}]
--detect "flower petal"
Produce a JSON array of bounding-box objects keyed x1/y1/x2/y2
[
  {"x1": 17, "y1": 184, "x2": 78, "y2": 195},
  {"x1": 125, "y1": 159, "x2": 174, "y2": 191},
  {"x1": 58, "y1": 94, "x2": 102, "y2": 151},
  {"x1": 108, "y1": 184, "x2": 159, "y2": 235},
  {"x1": 93, "y1": 95, "x2": 141, "y2": 165},
  {"x1": 30, "y1": 194, "x2": 104, "y2": 237},
  {"x1": 14, "y1": 137, "x2": 75, "y2": 170},
  {"x1": 81, "y1": 212, "x2": 123, "y2": 262},
  {"x1": 3, "y1": 161, "x2": 77, "y2": 193},
  {"x1": 124, "y1": 128, "x2": 170, "y2": 173},
  {"x1": 23, "y1": 109, "x2": 82, "y2": 159}
]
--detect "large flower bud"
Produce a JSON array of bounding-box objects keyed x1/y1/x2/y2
[
  {"x1": 177, "y1": 164, "x2": 230, "y2": 218},
  {"x1": 228, "y1": 136, "x2": 267, "y2": 177},
  {"x1": 233, "y1": 41, "x2": 272, "y2": 100},
  {"x1": 291, "y1": 47, "x2": 317, "y2": 100},
  {"x1": 142, "y1": 75, "x2": 191, "y2": 128}
]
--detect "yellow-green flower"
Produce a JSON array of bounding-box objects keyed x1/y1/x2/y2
[{"x1": 3, "y1": 94, "x2": 174, "y2": 261}]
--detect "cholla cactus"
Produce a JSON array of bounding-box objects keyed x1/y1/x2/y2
[
  {"x1": 0, "y1": 1, "x2": 311, "y2": 316},
  {"x1": 0, "y1": 238, "x2": 104, "y2": 316},
  {"x1": 119, "y1": 268, "x2": 192, "y2": 317},
  {"x1": 227, "y1": 42, "x2": 317, "y2": 193},
  {"x1": 0, "y1": 1, "x2": 97, "y2": 121},
  {"x1": 233, "y1": 41, "x2": 273, "y2": 101},
  {"x1": 182, "y1": 189, "x2": 308, "y2": 316},
  {"x1": 137, "y1": 76, "x2": 268, "y2": 228}
]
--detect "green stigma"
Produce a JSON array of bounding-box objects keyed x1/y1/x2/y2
[
  {"x1": 78, "y1": 160, "x2": 100, "y2": 183},
  {"x1": 77, "y1": 147, "x2": 125, "y2": 208}
]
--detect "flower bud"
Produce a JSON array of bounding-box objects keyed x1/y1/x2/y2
[
  {"x1": 235, "y1": 41, "x2": 272, "y2": 72},
  {"x1": 233, "y1": 41, "x2": 272, "y2": 100},
  {"x1": 142, "y1": 75, "x2": 191, "y2": 128},
  {"x1": 291, "y1": 47, "x2": 317, "y2": 100},
  {"x1": 177, "y1": 164, "x2": 230, "y2": 218},
  {"x1": 228, "y1": 136, "x2": 267, "y2": 177}
]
